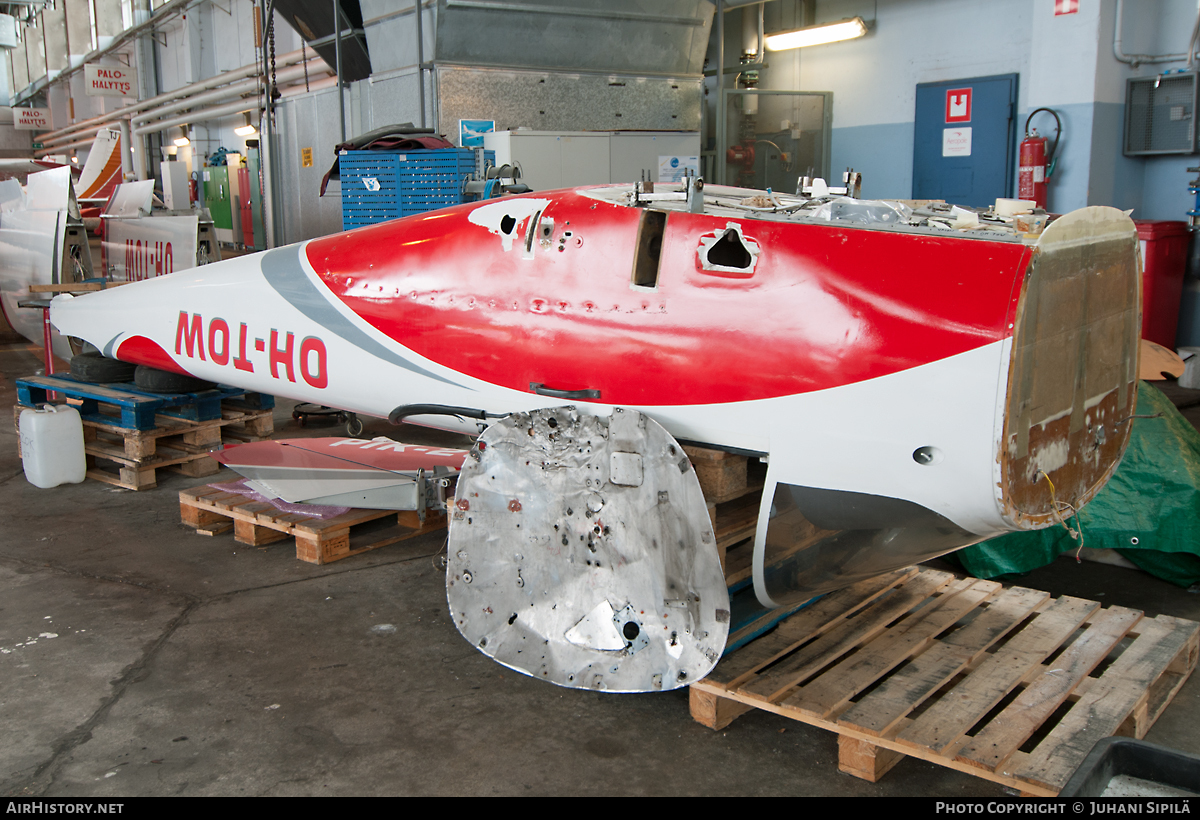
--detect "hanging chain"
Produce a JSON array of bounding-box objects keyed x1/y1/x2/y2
[
  {"x1": 302, "y1": 42, "x2": 310, "y2": 92},
  {"x1": 268, "y1": 13, "x2": 279, "y2": 127}
]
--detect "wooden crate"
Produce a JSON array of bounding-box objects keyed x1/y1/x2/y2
[
  {"x1": 15, "y1": 402, "x2": 275, "y2": 491},
  {"x1": 689, "y1": 567, "x2": 1199, "y2": 796},
  {"x1": 180, "y1": 484, "x2": 447, "y2": 565}
]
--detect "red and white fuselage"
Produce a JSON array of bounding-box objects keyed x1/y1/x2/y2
[{"x1": 51, "y1": 183, "x2": 1141, "y2": 605}]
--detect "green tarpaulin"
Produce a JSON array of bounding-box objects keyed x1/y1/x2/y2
[{"x1": 956, "y1": 382, "x2": 1200, "y2": 588}]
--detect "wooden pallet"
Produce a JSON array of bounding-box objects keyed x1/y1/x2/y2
[
  {"x1": 16, "y1": 374, "x2": 274, "y2": 430},
  {"x1": 179, "y1": 484, "x2": 447, "y2": 565},
  {"x1": 15, "y1": 400, "x2": 274, "y2": 491},
  {"x1": 689, "y1": 567, "x2": 1200, "y2": 796},
  {"x1": 686, "y1": 444, "x2": 766, "y2": 582}
]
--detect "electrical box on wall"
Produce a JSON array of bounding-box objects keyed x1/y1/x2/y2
[{"x1": 1125, "y1": 73, "x2": 1198, "y2": 155}]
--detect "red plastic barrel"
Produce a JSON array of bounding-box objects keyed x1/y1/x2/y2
[{"x1": 1134, "y1": 220, "x2": 1189, "y2": 348}]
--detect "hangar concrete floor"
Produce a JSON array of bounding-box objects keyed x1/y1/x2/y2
[{"x1": 2, "y1": 339, "x2": 1199, "y2": 798}]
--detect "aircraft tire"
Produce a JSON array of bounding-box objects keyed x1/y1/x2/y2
[
  {"x1": 69, "y1": 353, "x2": 136, "y2": 384},
  {"x1": 133, "y1": 365, "x2": 215, "y2": 394}
]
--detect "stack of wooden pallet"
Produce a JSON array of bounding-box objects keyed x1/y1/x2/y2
[
  {"x1": 179, "y1": 484, "x2": 448, "y2": 565},
  {"x1": 15, "y1": 374, "x2": 274, "y2": 490},
  {"x1": 177, "y1": 441, "x2": 756, "y2": 568},
  {"x1": 683, "y1": 444, "x2": 767, "y2": 583},
  {"x1": 689, "y1": 566, "x2": 1200, "y2": 795}
]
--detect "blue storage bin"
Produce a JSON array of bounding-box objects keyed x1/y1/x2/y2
[{"x1": 340, "y1": 148, "x2": 493, "y2": 229}]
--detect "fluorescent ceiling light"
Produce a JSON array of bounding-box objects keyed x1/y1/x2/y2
[
  {"x1": 764, "y1": 16, "x2": 867, "y2": 51},
  {"x1": 234, "y1": 112, "x2": 257, "y2": 137}
]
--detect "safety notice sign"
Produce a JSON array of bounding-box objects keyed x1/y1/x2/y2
[
  {"x1": 85, "y1": 63, "x2": 134, "y2": 97},
  {"x1": 943, "y1": 127, "x2": 972, "y2": 157},
  {"x1": 13, "y1": 107, "x2": 50, "y2": 130},
  {"x1": 945, "y1": 87, "x2": 972, "y2": 123}
]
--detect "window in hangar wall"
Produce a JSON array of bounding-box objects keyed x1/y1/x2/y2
[{"x1": 717, "y1": 89, "x2": 832, "y2": 192}]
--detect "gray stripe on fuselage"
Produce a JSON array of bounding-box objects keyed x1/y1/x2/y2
[{"x1": 260, "y1": 245, "x2": 465, "y2": 389}]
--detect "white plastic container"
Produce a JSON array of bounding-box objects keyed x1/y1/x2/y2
[{"x1": 19, "y1": 405, "x2": 86, "y2": 489}]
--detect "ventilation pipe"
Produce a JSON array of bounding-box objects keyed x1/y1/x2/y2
[
  {"x1": 132, "y1": 98, "x2": 268, "y2": 139},
  {"x1": 416, "y1": 0, "x2": 426, "y2": 128},
  {"x1": 129, "y1": 60, "x2": 326, "y2": 130},
  {"x1": 118, "y1": 119, "x2": 132, "y2": 181},
  {"x1": 1114, "y1": 0, "x2": 1200, "y2": 67},
  {"x1": 36, "y1": 48, "x2": 314, "y2": 152},
  {"x1": 716, "y1": 0, "x2": 724, "y2": 184},
  {"x1": 742, "y1": 3, "x2": 764, "y2": 60}
]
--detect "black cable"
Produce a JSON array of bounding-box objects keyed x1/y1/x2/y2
[
  {"x1": 388, "y1": 404, "x2": 505, "y2": 426},
  {"x1": 1025, "y1": 107, "x2": 1062, "y2": 165}
]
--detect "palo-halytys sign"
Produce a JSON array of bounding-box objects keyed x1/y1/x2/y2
[
  {"x1": 13, "y1": 108, "x2": 50, "y2": 130},
  {"x1": 84, "y1": 63, "x2": 134, "y2": 97}
]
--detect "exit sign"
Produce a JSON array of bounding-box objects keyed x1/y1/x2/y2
[
  {"x1": 945, "y1": 88, "x2": 972, "y2": 123},
  {"x1": 32, "y1": 142, "x2": 43, "y2": 149}
]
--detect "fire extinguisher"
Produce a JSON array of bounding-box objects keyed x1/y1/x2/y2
[{"x1": 1019, "y1": 108, "x2": 1062, "y2": 209}]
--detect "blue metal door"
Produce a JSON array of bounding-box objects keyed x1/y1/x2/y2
[{"x1": 912, "y1": 74, "x2": 1018, "y2": 207}]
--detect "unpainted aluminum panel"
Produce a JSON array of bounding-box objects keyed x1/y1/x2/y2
[
  {"x1": 361, "y1": 0, "x2": 434, "y2": 75},
  {"x1": 274, "y1": 0, "x2": 371, "y2": 83},
  {"x1": 0, "y1": 14, "x2": 18, "y2": 50},
  {"x1": 10, "y1": 41, "x2": 29, "y2": 93},
  {"x1": 65, "y1": 1, "x2": 93, "y2": 59},
  {"x1": 274, "y1": 88, "x2": 351, "y2": 244},
  {"x1": 92, "y1": 0, "x2": 125, "y2": 39},
  {"x1": 358, "y1": 68, "x2": 426, "y2": 133},
  {"x1": 447, "y1": 407, "x2": 729, "y2": 693},
  {"x1": 26, "y1": 18, "x2": 47, "y2": 84},
  {"x1": 42, "y1": 3, "x2": 66, "y2": 74},
  {"x1": 437, "y1": 66, "x2": 702, "y2": 140},
  {"x1": 434, "y1": 0, "x2": 713, "y2": 76}
]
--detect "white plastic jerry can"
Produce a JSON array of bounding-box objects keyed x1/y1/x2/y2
[{"x1": 19, "y1": 404, "x2": 87, "y2": 489}]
